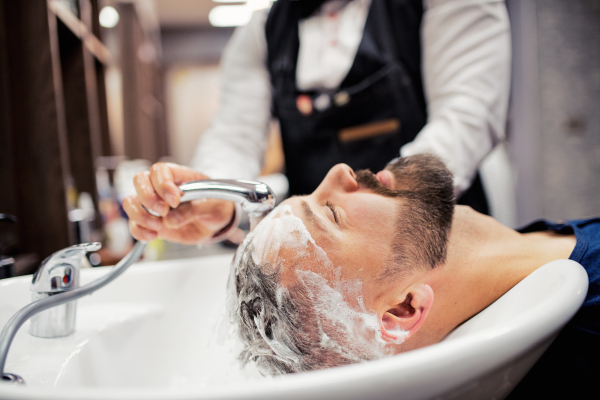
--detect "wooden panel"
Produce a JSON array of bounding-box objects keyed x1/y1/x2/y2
[
  {"x1": 0, "y1": 0, "x2": 114, "y2": 274},
  {"x1": 120, "y1": 3, "x2": 146, "y2": 160},
  {"x1": 0, "y1": 0, "x2": 73, "y2": 267},
  {"x1": 56, "y1": 16, "x2": 102, "y2": 229},
  {"x1": 95, "y1": 58, "x2": 113, "y2": 157},
  {"x1": 48, "y1": 0, "x2": 112, "y2": 65},
  {"x1": 119, "y1": 2, "x2": 168, "y2": 163},
  {"x1": 154, "y1": 65, "x2": 170, "y2": 159},
  {"x1": 0, "y1": 1, "x2": 18, "y2": 253},
  {"x1": 89, "y1": 0, "x2": 101, "y2": 39},
  {"x1": 83, "y1": 0, "x2": 113, "y2": 157}
]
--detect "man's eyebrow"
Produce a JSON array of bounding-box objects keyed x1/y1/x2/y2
[{"x1": 300, "y1": 200, "x2": 328, "y2": 233}]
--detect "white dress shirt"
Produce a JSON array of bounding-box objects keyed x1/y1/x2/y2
[
  {"x1": 296, "y1": 0, "x2": 371, "y2": 90},
  {"x1": 191, "y1": 0, "x2": 511, "y2": 196}
]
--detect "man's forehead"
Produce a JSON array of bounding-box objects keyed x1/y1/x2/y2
[
  {"x1": 250, "y1": 199, "x2": 337, "y2": 284},
  {"x1": 280, "y1": 195, "x2": 307, "y2": 213},
  {"x1": 283, "y1": 196, "x2": 331, "y2": 236},
  {"x1": 251, "y1": 201, "x2": 319, "y2": 258}
]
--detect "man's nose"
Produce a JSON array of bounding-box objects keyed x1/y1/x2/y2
[{"x1": 319, "y1": 164, "x2": 358, "y2": 194}]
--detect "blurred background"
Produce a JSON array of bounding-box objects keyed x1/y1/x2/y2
[{"x1": 0, "y1": 0, "x2": 599, "y2": 276}]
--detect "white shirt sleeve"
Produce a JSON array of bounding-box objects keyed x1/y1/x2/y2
[
  {"x1": 190, "y1": 9, "x2": 272, "y2": 180},
  {"x1": 400, "y1": 0, "x2": 511, "y2": 195}
]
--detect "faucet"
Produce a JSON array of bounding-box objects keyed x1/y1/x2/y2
[
  {"x1": 29, "y1": 243, "x2": 101, "y2": 338},
  {"x1": 179, "y1": 179, "x2": 276, "y2": 230},
  {"x1": 0, "y1": 179, "x2": 276, "y2": 384}
]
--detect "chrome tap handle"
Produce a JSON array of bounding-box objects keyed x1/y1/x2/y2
[
  {"x1": 29, "y1": 242, "x2": 101, "y2": 338},
  {"x1": 31, "y1": 242, "x2": 101, "y2": 294},
  {"x1": 145, "y1": 179, "x2": 276, "y2": 229},
  {"x1": 179, "y1": 180, "x2": 275, "y2": 217},
  {"x1": 179, "y1": 180, "x2": 276, "y2": 231}
]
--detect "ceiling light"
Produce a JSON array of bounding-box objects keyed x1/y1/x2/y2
[
  {"x1": 209, "y1": 1, "x2": 274, "y2": 27},
  {"x1": 247, "y1": 0, "x2": 274, "y2": 11},
  {"x1": 99, "y1": 6, "x2": 119, "y2": 28},
  {"x1": 209, "y1": 5, "x2": 252, "y2": 27},
  {"x1": 212, "y1": 0, "x2": 276, "y2": 3}
]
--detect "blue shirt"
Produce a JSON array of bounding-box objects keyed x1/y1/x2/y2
[{"x1": 508, "y1": 218, "x2": 600, "y2": 398}]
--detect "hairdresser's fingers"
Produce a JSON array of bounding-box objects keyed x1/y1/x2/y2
[
  {"x1": 149, "y1": 163, "x2": 208, "y2": 209},
  {"x1": 133, "y1": 171, "x2": 170, "y2": 216},
  {"x1": 163, "y1": 199, "x2": 234, "y2": 231},
  {"x1": 156, "y1": 220, "x2": 215, "y2": 245},
  {"x1": 122, "y1": 195, "x2": 163, "y2": 232},
  {"x1": 162, "y1": 202, "x2": 194, "y2": 230},
  {"x1": 194, "y1": 199, "x2": 236, "y2": 230},
  {"x1": 129, "y1": 220, "x2": 158, "y2": 242}
]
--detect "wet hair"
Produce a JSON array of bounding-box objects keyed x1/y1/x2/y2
[
  {"x1": 232, "y1": 243, "x2": 382, "y2": 375},
  {"x1": 232, "y1": 154, "x2": 454, "y2": 375}
]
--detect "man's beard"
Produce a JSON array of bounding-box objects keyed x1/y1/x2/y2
[
  {"x1": 354, "y1": 169, "x2": 401, "y2": 198},
  {"x1": 354, "y1": 154, "x2": 455, "y2": 280}
]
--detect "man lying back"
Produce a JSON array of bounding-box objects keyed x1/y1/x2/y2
[{"x1": 230, "y1": 155, "x2": 599, "y2": 398}]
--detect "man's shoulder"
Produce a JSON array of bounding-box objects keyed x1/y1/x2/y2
[
  {"x1": 565, "y1": 218, "x2": 600, "y2": 315},
  {"x1": 517, "y1": 216, "x2": 600, "y2": 283},
  {"x1": 568, "y1": 217, "x2": 600, "y2": 233},
  {"x1": 567, "y1": 217, "x2": 600, "y2": 266}
]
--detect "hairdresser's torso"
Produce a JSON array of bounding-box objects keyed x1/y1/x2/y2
[
  {"x1": 267, "y1": 0, "x2": 426, "y2": 197},
  {"x1": 192, "y1": 0, "x2": 510, "y2": 211}
]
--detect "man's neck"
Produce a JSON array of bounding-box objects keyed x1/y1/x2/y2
[{"x1": 425, "y1": 206, "x2": 577, "y2": 342}]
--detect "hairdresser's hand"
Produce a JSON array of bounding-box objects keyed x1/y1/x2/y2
[{"x1": 122, "y1": 162, "x2": 235, "y2": 245}]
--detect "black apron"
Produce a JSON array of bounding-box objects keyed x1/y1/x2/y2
[{"x1": 265, "y1": 0, "x2": 489, "y2": 214}]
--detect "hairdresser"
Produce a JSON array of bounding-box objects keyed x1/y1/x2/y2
[{"x1": 123, "y1": 0, "x2": 510, "y2": 244}]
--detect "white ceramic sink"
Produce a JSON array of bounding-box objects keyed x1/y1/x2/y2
[{"x1": 0, "y1": 255, "x2": 587, "y2": 400}]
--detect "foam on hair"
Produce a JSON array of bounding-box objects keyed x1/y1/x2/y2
[
  {"x1": 229, "y1": 204, "x2": 406, "y2": 375},
  {"x1": 249, "y1": 204, "x2": 332, "y2": 270}
]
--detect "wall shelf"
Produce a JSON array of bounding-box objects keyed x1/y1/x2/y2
[
  {"x1": 48, "y1": 0, "x2": 113, "y2": 65},
  {"x1": 0, "y1": 0, "x2": 112, "y2": 274}
]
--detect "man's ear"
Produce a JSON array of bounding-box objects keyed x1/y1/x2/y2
[{"x1": 380, "y1": 284, "x2": 434, "y2": 343}]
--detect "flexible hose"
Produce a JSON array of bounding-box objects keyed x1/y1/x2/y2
[{"x1": 0, "y1": 241, "x2": 147, "y2": 379}]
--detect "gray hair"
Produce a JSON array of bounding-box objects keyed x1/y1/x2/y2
[{"x1": 231, "y1": 241, "x2": 384, "y2": 375}]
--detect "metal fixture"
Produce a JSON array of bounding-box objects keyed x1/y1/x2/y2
[
  {"x1": 29, "y1": 243, "x2": 100, "y2": 338},
  {"x1": 180, "y1": 179, "x2": 275, "y2": 216},
  {"x1": 0, "y1": 179, "x2": 276, "y2": 384}
]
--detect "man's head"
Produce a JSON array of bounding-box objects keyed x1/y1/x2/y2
[{"x1": 231, "y1": 154, "x2": 454, "y2": 375}]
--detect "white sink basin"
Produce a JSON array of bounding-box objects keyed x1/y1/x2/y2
[{"x1": 0, "y1": 256, "x2": 587, "y2": 400}]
